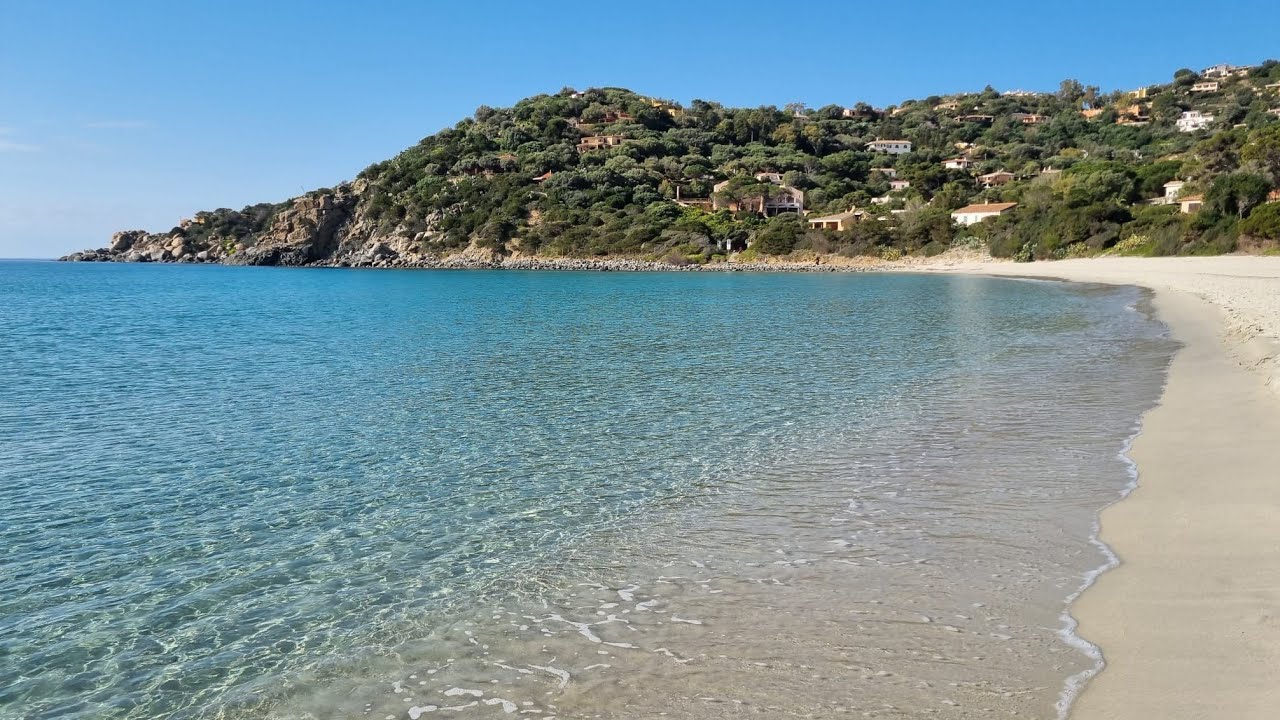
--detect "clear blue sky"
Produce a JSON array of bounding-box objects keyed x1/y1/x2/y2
[{"x1": 2, "y1": 0, "x2": 1277, "y2": 257}]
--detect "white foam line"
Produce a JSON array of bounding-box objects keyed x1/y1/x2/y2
[{"x1": 1055, "y1": 383, "x2": 1164, "y2": 720}]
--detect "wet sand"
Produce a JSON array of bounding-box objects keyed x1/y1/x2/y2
[{"x1": 905, "y1": 257, "x2": 1280, "y2": 719}]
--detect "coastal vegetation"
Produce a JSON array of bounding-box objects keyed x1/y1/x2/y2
[{"x1": 70, "y1": 61, "x2": 1280, "y2": 265}]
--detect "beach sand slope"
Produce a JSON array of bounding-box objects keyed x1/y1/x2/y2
[{"x1": 906, "y1": 257, "x2": 1280, "y2": 718}]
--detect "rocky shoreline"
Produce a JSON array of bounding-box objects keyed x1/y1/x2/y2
[
  {"x1": 61, "y1": 240, "x2": 881, "y2": 273},
  {"x1": 58, "y1": 185, "x2": 882, "y2": 273}
]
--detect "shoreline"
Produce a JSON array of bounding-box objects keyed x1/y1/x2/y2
[{"x1": 905, "y1": 258, "x2": 1280, "y2": 719}]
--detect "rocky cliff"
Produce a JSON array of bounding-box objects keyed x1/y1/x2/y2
[{"x1": 61, "y1": 182, "x2": 429, "y2": 268}]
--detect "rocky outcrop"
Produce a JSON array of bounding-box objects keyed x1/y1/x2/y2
[
  {"x1": 59, "y1": 180, "x2": 874, "y2": 273},
  {"x1": 226, "y1": 190, "x2": 357, "y2": 266}
]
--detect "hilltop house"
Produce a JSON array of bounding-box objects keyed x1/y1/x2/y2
[
  {"x1": 842, "y1": 106, "x2": 880, "y2": 119},
  {"x1": 1011, "y1": 113, "x2": 1047, "y2": 125},
  {"x1": 943, "y1": 157, "x2": 972, "y2": 170},
  {"x1": 713, "y1": 172, "x2": 804, "y2": 217},
  {"x1": 952, "y1": 202, "x2": 1017, "y2": 226},
  {"x1": 865, "y1": 139, "x2": 912, "y2": 154},
  {"x1": 807, "y1": 208, "x2": 865, "y2": 231},
  {"x1": 1201, "y1": 64, "x2": 1246, "y2": 79},
  {"x1": 1191, "y1": 81, "x2": 1221, "y2": 93},
  {"x1": 935, "y1": 101, "x2": 960, "y2": 112},
  {"x1": 577, "y1": 135, "x2": 625, "y2": 152},
  {"x1": 1176, "y1": 110, "x2": 1214, "y2": 132},
  {"x1": 978, "y1": 170, "x2": 1015, "y2": 187}
]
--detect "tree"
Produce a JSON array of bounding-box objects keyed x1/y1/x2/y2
[
  {"x1": 1242, "y1": 125, "x2": 1280, "y2": 184},
  {"x1": 752, "y1": 215, "x2": 802, "y2": 255},
  {"x1": 1057, "y1": 79, "x2": 1085, "y2": 106},
  {"x1": 1205, "y1": 173, "x2": 1271, "y2": 218},
  {"x1": 933, "y1": 181, "x2": 973, "y2": 211}
]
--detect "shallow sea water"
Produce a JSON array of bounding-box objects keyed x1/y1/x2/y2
[{"x1": 0, "y1": 262, "x2": 1175, "y2": 719}]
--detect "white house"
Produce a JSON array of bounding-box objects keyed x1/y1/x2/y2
[
  {"x1": 889, "y1": 179, "x2": 911, "y2": 191},
  {"x1": 1190, "y1": 81, "x2": 1220, "y2": 93},
  {"x1": 1163, "y1": 180, "x2": 1186, "y2": 203},
  {"x1": 866, "y1": 139, "x2": 912, "y2": 154},
  {"x1": 951, "y1": 202, "x2": 1017, "y2": 226},
  {"x1": 942, "y1": 157, "x2": 971, "y2": 170},
  {"x1": 1201, "y1": 64, "x2": 1234, "y2": 78},
  {"x1": 871, "y1": 167, "x2": 897, "y2": 178},
  {"x1": 1176, "y1": 110, "x2": 1214, "y2": 133}
]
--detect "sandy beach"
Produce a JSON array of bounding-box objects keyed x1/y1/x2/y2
[{"x1": 906, "y1": 256, "x2": 1280, "y2": 719}]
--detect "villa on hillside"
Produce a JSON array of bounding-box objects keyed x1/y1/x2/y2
[
  {"x1": 1116, "y1": 103, "x2": 1148, "y2": 122},
  {"x1": 1180, "y1": 195, "x2": 1204, "y2": 213},
  {"x1": 1080, "y1": 108, "x2": 1105, "y2": 120},
  {"x1": 943, "y1": 157, "x2": 972, "y2": 170},
  {"x1": 807, "y1": 209, "x2": 865, "y2": 231},
  {"x1": 842, "y1": 106, "x2": 880, "y2": 119},
  {"x1": 889, "y1": 179, "x2": 911, "y2": 191},
  {"x1": 958, "y1": 114, "x2": 995, "y2": 124},
  {"x1": 712, "y1": 173, "x2": 804, "y2": 217},
  {"x1": 577, "y1": 135, "x2": 625, "y2": 152},
  {"x1": 871, "y1": 167, "x2": 897, "y2": 178},
  {"x1": 1191, "y1": 81, "x2": 1221, "y2": 93},
  {"x1": 935, "y1": 101, "x2": 960, "y2": 111},
  {"x1": 978, "y1": 170, "x2": 1015, "y2": 187},
  {"x1": 574, "y1": 134, "x2": 611, "y2": 151},
  {"x1": 1011, "y1": 113, "x2": 1047, "y2": 125},
  {"x1": 952, "y1": 202, "x2": 1017, "y2": 226},
  {"x1": 1201, "y1": 64, "x2": 1235, "y2": 78},
  {"x1": 865, "y1": 139, "x2": 912, "y2": 154},
  {"x1": 1162, "y1": 180, "x2": 1186, "y2": 204},
  {"x1": 1176, "y1": 110, "x2": 1214, "y2": 132}
]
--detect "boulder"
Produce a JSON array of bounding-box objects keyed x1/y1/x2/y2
[{"x1": 109, "y1": 230, "x2": 146, "y2": 253}]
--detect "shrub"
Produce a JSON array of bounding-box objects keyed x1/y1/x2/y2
[
  {"x1": 1107, "y1": 234, "x2": 1152, "y2": 256},
  {"x1": 1239, "y1": 202, "x2": 1280, "y2": 240}
]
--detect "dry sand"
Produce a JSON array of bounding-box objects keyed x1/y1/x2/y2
[{"x1": 900, "y1": 256, "x2": 1280, "y2": 719}]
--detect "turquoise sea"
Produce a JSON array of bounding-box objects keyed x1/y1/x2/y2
[{"x1": 0, "y1": 261, "x2": 1174, "y2": 719}]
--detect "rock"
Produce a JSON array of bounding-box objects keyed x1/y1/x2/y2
[
  {"x1": 196, "y1": 250, "x2": 209, "y2": 261},
  {"x1": 109, "y1": 230, "x2": 147, "y2": 253}
]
